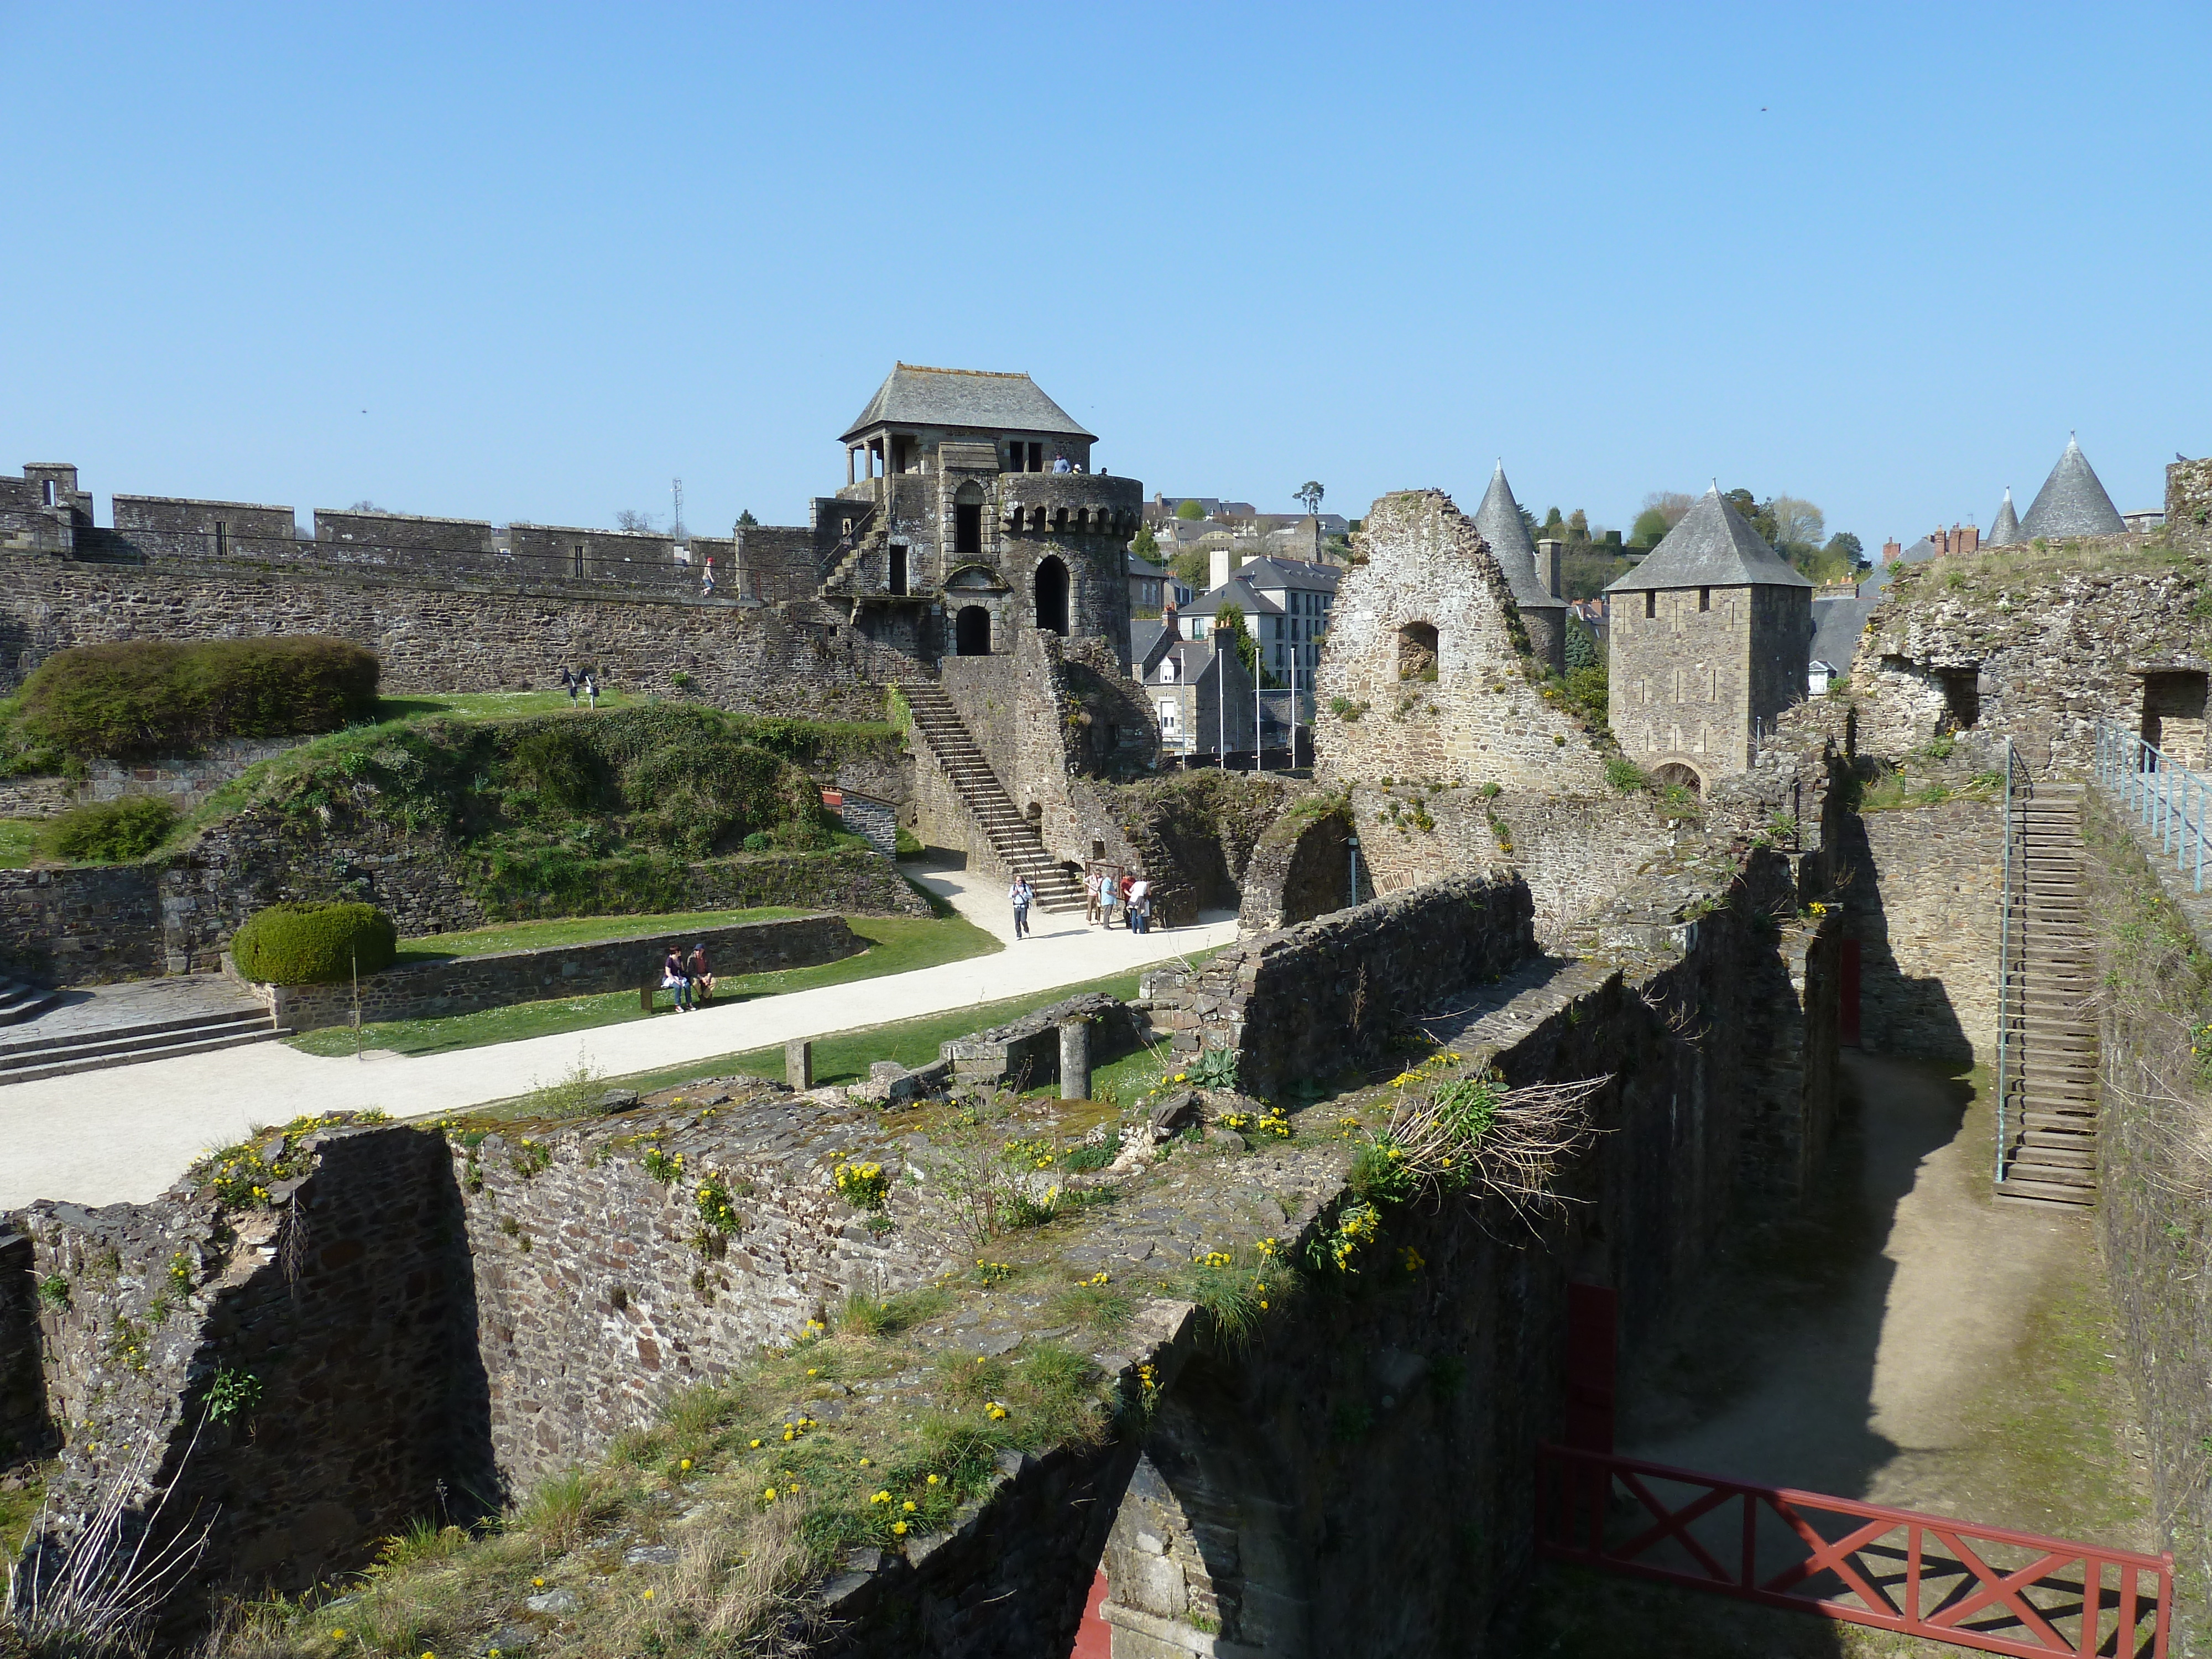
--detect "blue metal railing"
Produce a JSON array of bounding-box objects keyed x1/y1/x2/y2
[{"x1": 2094, "y1": 721, "x2": 2212, "y2": 891}]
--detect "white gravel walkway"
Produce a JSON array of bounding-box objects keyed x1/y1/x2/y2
[{"x1": 0, "y1": 864, "x2": 1235, "y2": 1212}]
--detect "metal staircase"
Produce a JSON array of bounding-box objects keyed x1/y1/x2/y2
[
  {"x1": 898, "y1": 682, "x2": 1086, "y2": 912},
  {"x1": 1995, "y1": 765, "x2": 2098, "y2": 1206}
]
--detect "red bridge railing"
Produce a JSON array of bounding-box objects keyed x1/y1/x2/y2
[{"x1": 1536, "y1": 1443, "x2": 2173, "y2": 1658}]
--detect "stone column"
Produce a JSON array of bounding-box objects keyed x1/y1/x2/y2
[
  {"x1": 786, "y1": 1039, "x2": 814, "y2": 1090},
  {"x1": 1058, "y1": 1019, "x2": 1090, "y2": 1102}
]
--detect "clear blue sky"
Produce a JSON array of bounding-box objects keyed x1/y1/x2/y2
[{"x1": 6, "y1": 3, "x2": 2206, "y2": 550}]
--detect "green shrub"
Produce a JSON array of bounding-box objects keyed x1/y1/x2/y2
[
  {"x1": 230, "y1": 901, "x2": 397, "y2": 985},
  {"x1": 1604, "y1": 757, "x2": 1647, "y2": 792},
  {"x1": 41, "y1": 795, "x2": 179, "y2": 862},
  {"x1": 13, "y1": 637, "x2": 379, "y2": 760}
]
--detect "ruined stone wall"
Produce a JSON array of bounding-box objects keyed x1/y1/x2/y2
[
  {"x1": 1841, "y1": 796, "x2": 2001, "y2": 1063},
  {"x1": 232, "y1": 914, "x2": 864, "y2": 1033},
  {"x1": 0, "y1": 551, "x2": 904, "y2": 712},
  {"x1": 1100, "y1": 770, "x2": 1299, "y2": 929},
  {"x1": 12, "y1": 1124, "x2": 486, "y2": 1609},
  {"x1": 456, "y1": 1085, "x2": 950, "y2": 1491},
  {"x1": 1314, "y1": 489, "x2": 1607, "y2": 795},
  {"x1": 1144, "y1": 873, "x2": 1536, "y2": 1102},
  {"x1": 1851, "y1": 539, "x2": 2197, "y2": 771},
  {"x1": 0, "y1": 735, "x2": 307, "y2": 820},
  {"x1": 2170, "y1": 456, "x2": 2212, "y2": 555}
]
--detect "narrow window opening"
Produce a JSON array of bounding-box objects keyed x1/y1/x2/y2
[
  {"x1": 955, "y1": 504, "x2": 983, "y2": 556},
  {"x1": 1698, "y1": 587, "x2": 1710, "y2": 612},
  {"x1": 41, "y1": 479, "x2": 57, "y2": 507},
  {"x1": 1397, "y1": 622, "x2": 1439, "y2": 681},
  {"x1": 573, "y1": 546, "x2": 585, "y2": 578},
  {"x1": 214, "y1": 520, "x2": 228, "y2": 558},
  {"x1": 888, "y1": 544, "x2": 908, "y2": 596},
  {"x1": 1644, "y1": 591, "x2": 1657, "y2": 620}
]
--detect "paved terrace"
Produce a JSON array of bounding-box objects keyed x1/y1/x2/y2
[{"x1": 0, "y1": 864, "x2": 1237, "y2": 1211}]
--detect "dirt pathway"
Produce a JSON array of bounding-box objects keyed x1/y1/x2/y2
[{"x1": 1514, "y1": 1053, "x2": 2154, "y2": 1658}]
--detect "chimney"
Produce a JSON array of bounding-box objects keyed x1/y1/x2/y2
[
  {"x1": 1958, "y1": 524, "x2": 1980, "y2": 555},
  {"x1": 1882, "y1": 539, "x2": 1901, "y2": 564},
  {"x1": 1209, "y1": 546, "x2": 1232, "y2": 591},
  {"x1": 1535, "y1": 538, "x2": 1565, "y2": 599}
]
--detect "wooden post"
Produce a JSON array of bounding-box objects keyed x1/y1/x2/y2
[{"x1": 786, "y1": 1039, "x2": 815, "y2": 1090}]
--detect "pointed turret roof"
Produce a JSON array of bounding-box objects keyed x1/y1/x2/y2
[
  {"x1": 1471, "y1": 462, "x2": 1563, "y2": 612},
  {"x1": 1605, "y1": 486, "x2": 1811, "y2": 593},
  {"x1": 1986, "y1": 488, "x2": 2023, "y2": 547},
  {"x1": 2019, "y1": 435, "x2": 2125, "y2": 539}
]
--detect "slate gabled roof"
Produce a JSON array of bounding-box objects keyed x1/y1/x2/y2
[
  {"x1": 1986, "y1": 488, "x2": 2023, "y2": 547},
  {"x1": 841, "y1": 364, "x2": 1095, "y2": 443},
  {"x1": 1810, "y1": 596, "x2": 1877, "y2": 674},
  {"x1": 2020, "y1": 435, "x2": 2126, "y2": 539},
  {"x1": 1472, "y1": 463, "x2": 1565, "y2": 612},
  {"x1": 1182, "y1": 575, "x2": 1284, "y2": 619},
  {"x1": 1606, "y1": 486, "x2": 1812, "y2": 593}
]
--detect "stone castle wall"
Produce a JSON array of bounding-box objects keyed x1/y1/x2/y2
[
  {"x1": 1843, "y1": 795, "x2": 2002, "y2": 1063},
  {"x1": 0, "y1": 735, "x2": 307, "y2": 820},
  {"x1": 0, "y1": 551, "x2": 906, "y2": 712},
  {"x1": 228, "y1": 913, "x2": 864, "y2": 1033}
]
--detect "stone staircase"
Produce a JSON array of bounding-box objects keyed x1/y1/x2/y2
[
  {"x1": 0, "y1": 974, "x2": 60, "y2": 1029},
  {"x1": 1995, "y1": 781, "x2": 2099, "y2": 1207},
  {"x1": 817, "y1": 511, "x2": 888, "y2": 598},
  {"x1": 898, "y1": 681, "x2": 1086, "y2": 912}
]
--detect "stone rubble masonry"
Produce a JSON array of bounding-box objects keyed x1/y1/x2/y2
[
  {"x1": 1844, "y1": 796, "x2": 2001, "y2": 1064},
  {"x1": 1314, "y1": 489, "x2": 1606, "y2": 795},
  {"x1": 0, "y1": 735, "x2": 308, "y2": 821},
  {"x1": 1142, "y1": 872, "x2": 1536, "y2": 1103},
  {"x1": 1608, "y1": 582, "x2": 1811, "y2": 787},
  {"x1": 225, "y1": 913, "x2": 863, "y2": 1034},
  {"x1": 1, "y1": 805, "x2": 922, "y2": 988},
  {"x1": 2078, "y1": 782, "x2": 2212, "y2": 1599},
  {"x1": 0, "y1": 550, "x2": 909, "y2": 713},
  {"x1": 938, "y1": 991, "x2": 1141, "y2": 1088},
  {"x1": 1853, "y1": 453, "x2": 2212, "y2": 773},
  {"x1": 458, "y1": 1084, "x2": 951, "y2": 1491},
  {"x1": 13, "y1": 1125, "x2": 484, "y2": 1613}
]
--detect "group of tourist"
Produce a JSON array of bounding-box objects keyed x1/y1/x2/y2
[
  {"x1": 1003, "y1": 869, "x2": 1155, "y2": 938},
  {"x1": 1086, "y1": 868, "x2": 1151, "y2": 932},
  {"x1": 659, "y1": 942, "x2": 716, "y2": 1011}
]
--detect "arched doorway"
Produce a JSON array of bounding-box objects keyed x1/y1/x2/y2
[
  {"x1": 1652, "y1": 761, "x2": 1703, "y2": 794},
  {"x1": 955, "y1": 606, "x2": 993, "y2": 656},
  {"x1": 1035, "y1": 555, "x2": 1070, "y2": 637}
]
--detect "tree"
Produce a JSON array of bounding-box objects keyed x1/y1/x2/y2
[
  {"x1": 1540, "y1": 507, "x2": 1565, "y2": 534},
  {"x1": 1295, "y1": 481, "x2": 1324, "y2": 517},
  {"x1": 614, "y1": 509, "x2": 658, "y2": 533},
  {"x1": 1564, "y1": 612, "x2": 1600, "y2": 670},
  {"x1": 1566, "y1": 508, "x2": 1590, "y2": 542},
  {"x1": 1824, "y1": 531, "x2": 1865, "y2": 568},
  {"x1": 1640, "y1": 491, "x2": 1694, "y2": 530},
  {"x1": 1175, "y1": 499, "x2": 1207, "y2": 521},
  {"x1": 1766, "y1": 495, "x2": 1825, "y2": 554},
  {"x1": 1721, "y1": 488, "x2": 1760, "y2": 528},
  {"x1": 1131, "y1": 525, "x2": 1161, "y2": 562},
  {"x1": 1630, "y1": 508, "x2": 1672, "y2": 547},
  {"x1": 1172, "y1": 547, "x2": 1211, "y2": 592},
  {"x1": 348, "y1": 499, "x2": 384, "y2": 513},
  {"x1": 737, "y1": 509, "x2": 759, "y2": 528}
]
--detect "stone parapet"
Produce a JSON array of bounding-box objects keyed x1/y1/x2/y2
[{"x1": 938, "y1": 990, "x2": 1141, "y2": 1088}]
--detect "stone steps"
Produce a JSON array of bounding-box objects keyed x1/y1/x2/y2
[
  {"x1": 900, "y1": 683, "x2": 1087, "y2": 911},
  {"x1": 0, "y1": 976, "x2": 59, "y2": 1029},
  {"x1": 1999, "y1": 785, "x2": 2099, "y2": 1204},
  {"x1": 0, "y1": 1008, "x2": 288, "y2": 1086}
]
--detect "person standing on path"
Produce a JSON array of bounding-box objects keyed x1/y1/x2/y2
[
  {"x1": 1129, "y1": 875, "x2": 1151, "y2": 935},
  {"x1": 1009, "y1": 874, "x2": 1033, "y2": 938},
  {"x1": 1117, "y1": 872, "x2": 1136, "y2": 929},
  {"x1": 1084, "y1": 868, "x2": 1102, "y2": 926}
]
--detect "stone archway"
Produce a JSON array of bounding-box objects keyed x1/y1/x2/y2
[
  {"x1": 956, "y1": 606, "x2": 993, "y2": 656},
  {"x1": 1036, "y1": 555, "x2": 1071, "y2": 638},
  {"x1": 1652, "y1": 761, "x2": 1703, "y2": 794}
]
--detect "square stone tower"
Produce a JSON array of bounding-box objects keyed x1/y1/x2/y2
[{"x1": 1604, "y1": 486, "x2": 1812, "y2": 789}]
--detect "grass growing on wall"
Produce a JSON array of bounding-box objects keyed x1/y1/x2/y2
[
  {"x1": 286, "y1": 912, "x2": 1004, "y2": 1057},
  {"x1": 392, "y1": 906, "x2": 813, "y2": 963},
  {"x1": 0, "y1": 819, "x2": 36, "y2": 869}
]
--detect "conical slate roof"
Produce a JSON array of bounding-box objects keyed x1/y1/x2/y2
[
  {"x1": 1986, "y1": 488, "x2": 2023, "y2": 547},
  {"x1": 2020, "y1": 435, "x2": 2125, "y2": 539},
  {"x1": 1472, "y1": 462, "x2": 1563, "y2": 612},
  {"x1": 1605, "y1": 486, "x2": 1812, "y2": 593}
]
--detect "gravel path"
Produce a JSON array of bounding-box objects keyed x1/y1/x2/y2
[{"x1": 0, "y1": 862, "x2": 1237, "y2": 1211}]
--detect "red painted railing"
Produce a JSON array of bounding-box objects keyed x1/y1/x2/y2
[{"x1": 1536, "y1": 1444, "x2": 2172, "y2": 1658}]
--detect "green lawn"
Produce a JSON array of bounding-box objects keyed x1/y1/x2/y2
[
  {"x1": 287, "y1": 911, "x2": 1002, "y2": 1057},
  {"x1": 483, "y1": 946, "x2": 1228, "y2": 1111},
  {"x1": 0, "y1": 820, "x2": 40, "y2": 870},
  {"x1": 393, "y1": 906, "x2": 811, "y2": 963},
  {"x1": 376, "y1": 690, "x2": 634, "y2": 721}
]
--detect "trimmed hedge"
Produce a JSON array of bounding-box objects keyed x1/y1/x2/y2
[
  {"x1": 14, "y1": 637, "x2": 380, "y2": 760},
  {"x1": 40, "y1": 796, "x2": 179, "y2": 863},
  {"x1": 230, "y1": 902, "x2": 398, "y2": 986}
]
